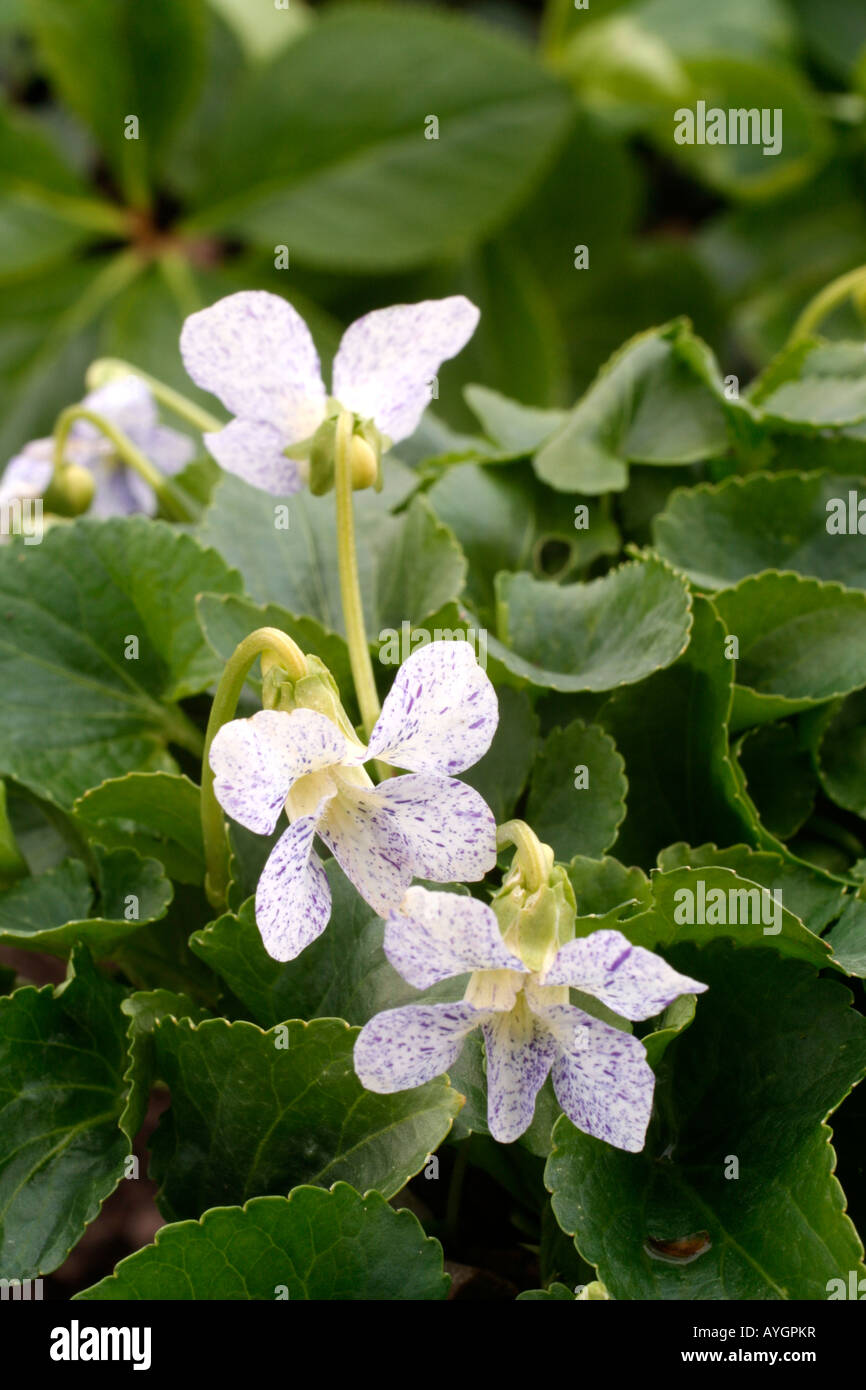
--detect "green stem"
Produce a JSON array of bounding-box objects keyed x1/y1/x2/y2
[
  {"x1": 53, "y1": 407, "x2": 194, "y2": 522},
  {"x1": 201, "y1": 627, "x2": 308, "y2": 909},
  {"x1": 334, "y1": 409, "x2": 381, "y2": 739},
  {"x1": 85, "y1": 358, "x2": 223, "y2": 434},
  {"x1": 787, "y1": 263, "x2": 866, "y2": 345},
  {"x1": 11, "y1": 185, "x2": 130, "y2": 236},
  {"x1": 497, "y1": 820, "x2": 552, "y2": 893}
]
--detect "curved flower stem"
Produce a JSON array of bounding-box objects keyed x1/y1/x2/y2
[
  {"x1": 334, "y1": 408, "x2": 381, "y2": 739},
  {"x1": 85, "y1": 358, "x2": 223, "y2": 435},
  {"x1": 497, "y1": 820, "x2": 552, "y2": 893},
  {"x1": 787, "y1": 263, "x2": 866, "y2": 345},
  {"x1": 53, "y1": 407, "x2": 195, "y2": 522},
  {"x1": 201, "y1": 627, "x2": 308, "y2": 910}
]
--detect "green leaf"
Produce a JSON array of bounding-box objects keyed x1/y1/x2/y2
[
  {"x1": 196, "y1": 592, "x2": 353, "y2": 714},
  {"x1": 566, "y1": 854, "x2": 653, "y2": 919},
  {"x1": 190, "y1": 865, "x2": 466, "y2": 1029},
  {"x1": 526, "y1": 720, "x2": 627, "y2": 860},
  {"x1": 0, "y1": 847, "x2": 172, "y2": 955},
  {"x1": 493, "y1": 555, "x2": 692, "y2": 693},
  {"x1": 825, "y1": 897, "x2": 866, "y2": 977},
  {"x1": 817, "y1": 690, "x2": 866, "y2": 816},
  {"x1": 149, "y1": 1015, "x2": 462, "y2": 1220},
  {"x1": 29, "y1": 0, "x2": 206, "y2": 197},
  {"x1": 654, "y1": 471, "x2": 866, "y2": 591},
  {"x1": 188, "y1": 5, "x2": 571, "y2": 270},
  {"x1": 76, "y1": 1184, "x2": 448, "y2": 1300},
  {"x1": 736, "y1": 723, "x2": 818, "y2": 839},
  {"x1": 626, "y1": 864, "x2": 832, "y2": 968},
  {"x1": 752, "y1": 340, "x2": 866, "y2": 429},
  {"x1": 546, "y1": 942, "x2": 866, "y2": 1299},
  {"x1": 0, "y1": 518, "x2": 241, "y2": 807},
  {"x1": 74, "y1": 772, "x2": 204, "y2": 885},
  {"x1": 534, "y1": 323, "x2": 729, "y2": 495},
  {"x1": 517, "y1": 1281, "x2": 577, "y2": 1301},
  {"x1": 461, "y1": 686, "x2": 538, "y2": 825},
  {"x1": 0, "y1": 946, "x2": 132, "y2": 1278},
  {"x1": 641, "y1": 992, "x2": 697, "y2": 1068},
  {"x1": 656, "y1": 841, "x2": 846, "y2": 938},
  {"x1": 713, "y1": 572, "x2": 866, "y2": 728},
  {"x1": 427, "y1": 461, "x2": 619, "y2": 624},
  {"x1": 0, "y1": 782, "x2": 27, "y2": 889},
  {"x1": 597, "y1": 596, "x2": 760, "y2": 866},
  {"x1": 198, "y1": 473, "x2": 463, "y2": 639},
  {"x1": 463, "y1": 385, "x2": 566, "y2": 454}
]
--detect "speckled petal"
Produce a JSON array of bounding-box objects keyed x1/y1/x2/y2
[
  {"x1": 369, "y1": 774, "x2": 496, "y2": 884},
  {"x1": 317, "y1": 783, "x2": 414, "y2": 916},
  {"x1": 543, "y1": 1003, "x2": 655, "y2": 1153},
  {"x1": 204, "y1": 418, "x2": 303, "y2": 496},
  {"x1": 255, "y1": 814, "x2": 332, "y2": 961},
  {"x1": 364, "y1": 640, "x2": 498, "y2": 775},
  {"x1": 209, "y1": 707, "x2": 347, "y2": 835},
  {"x1": 87, "y1": 459, "x2": 154, "y2": 518},
  {"x1": 80, "y1": 375, "x2": 157, "y2": 441},
  {"x1": 482, "y1": 1006, "x2": 557, "y2": 1143},
  {"x1": 180, "y1": 290, "x2": 326, "y2": 441},
  {"x1": 384, "y1": 885, "x2": 527, "y2": 989},
  {"x1": 146, "y1": 424, "x2": 196, "y2": 477},
  {"x1": 354, "y1": 1002, "x2": 483, "y2": 1092},
  {"x1": 542, "y1": 930, "x2": 708, "y2": 1021},
  {"x1": 1, "y1": 442, "x2": 54, "y2": 503},
  {"x1": 332, "y1": 296, "x2": 480, "y2": 443}
]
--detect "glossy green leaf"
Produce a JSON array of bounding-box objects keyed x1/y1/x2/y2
[
  {"x1": 427, "y1": 460, "x2": 619, "y2": 623},
  {"x1": 0, "y1": 947, "x2": 132, "y2": 1278},
  {"x1": 752, "y1": 340, "x2": 866, "y2": 428},
  {"x1": 149, "y1": 1015, "x2": 462, "y2": 1220},
  {"x1": 76, "y1": 1185, "x2": 448, "y2": 1300},
  {"x1": 654, "y1": 471, "x2": 866, "y2": 591},
  {"x1": 493, "y1": 555, "x2": 692, "y2": 693},
  {"x1": 0, "y1": 846, "x2": 172, "y2": 955},
  {"x1": 736, "y1": 723, "x2": 818, "y2": 838},
  {"x1": 597, "y1": 596, "x2": 754, "y2": 865},
  {"x1": 817, "y1": 689, "x2": 866, "y2": 816},
  {"x1": 198, "y1": 473, "x2": 463, "y2": 639},
  {"x1": 188, "y1": 6, "x2": 571, "y2": 269},
  {"x1": 0, "y1": 518, "x2": 241, "y2": 807},
  {"x1": 713, "y1": 572, "x2": 866, "y2": 728},
  {"x1": 73, "y1": 772, "x2": 204, "y2": 884},
  {"x1": 546, "y1": 942, "x2": 866, "y2": 1299},
  {"x1": 461, "y1": 686, "x2": 538, "y2": 825},
  {"x1": 526, "y1": 720, "x2": 627, "y2": 861},
  {"x1": 29, "y1": 0, "x2": 205, "y2": 196},
  {"x1": 533, "y1": 323, "x2": 729, "y2": 494}
]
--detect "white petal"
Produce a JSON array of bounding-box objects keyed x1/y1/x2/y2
[
  {"x1": 147, "y1": 425, "x2": 196, "y2": 477},
  {"x1": 317, "y1": 783, "x2": 414, "y2": 916},
  {"x1": 332, "y1": 296, "x2": 480, "y2": 443},
  {"x1": 482, "y1": 1006, "x2": 557, "y2": 1143},
  {"x1": 384, "y1": 885, "x2": 527, "y2": 989},
  {"x1": 209, "y1": 708, "x2": 347, "y2": 836},
  {"x1": 80, "y1": 375, "x2": 157, "y2": 441},
  {"x1": 1, "y1": 442, "x2": 54, "y2": 503},
  {"x1": 365, "y1": 640, "x2": 498, "y2": 775},
  {"x1": 543, "y1": 1003, "x2": 655, "y2": 1153},
  {"x1": 255, "y1": 816, "x2": 331, "y2": 961},
  {"x1": 542, "y1": 930, "x2": 708, "y2": 1021},
  {"x1": 354, "y1": 1002, "x2": 482, "y2": 1092},
  {"x1": 369, "y1": 774, "x2": 496, "y2": 884},
  {"x1": 180, "y1": 291, "x2": 326, "y2": 442},
  {"x1": 204, "y1": 418, "x2": 304, "y2": 496}
]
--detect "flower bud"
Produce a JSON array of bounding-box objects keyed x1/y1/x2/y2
[
  {"x1": 42, "y1": 463, "x2": 96, "y2": 517},
  {"x1": 349, "y1": 434, "x2": 378, "y2": 490}
]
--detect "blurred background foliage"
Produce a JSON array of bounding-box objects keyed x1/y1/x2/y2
[{"x1": 2, "y1": 0, "x2": 866, "y2": 458}]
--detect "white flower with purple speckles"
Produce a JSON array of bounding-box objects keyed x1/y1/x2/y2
[
  {"x1": 209, "y1": 641, "x2": 499, "y2": 962},
  {"x1": 179, "y1": 290, "x2": 480, "y2": 494},
  {"x1": 354, "y1": 887, "x2": 708, "y2": 1150},
  {"x1": 1, "y1": 375, "x2": 194, "y2": 520}
]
